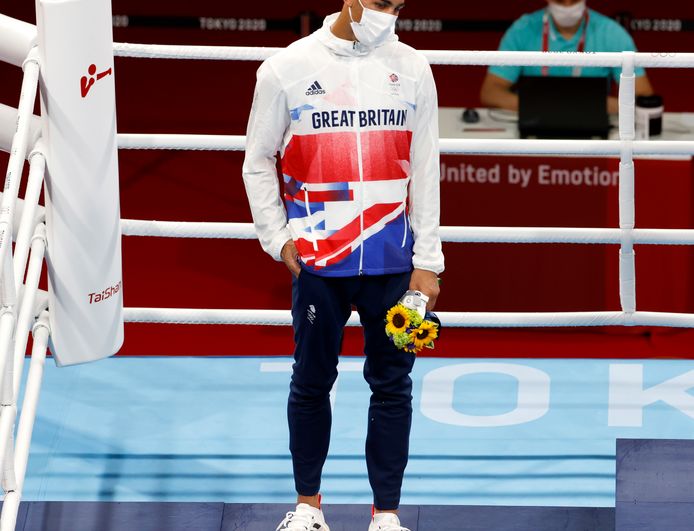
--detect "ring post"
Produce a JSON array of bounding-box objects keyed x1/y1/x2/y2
[
  {"x1": 36, "y1": 0, "x2": 124, "y2": 365},
  {"x1": 618, "y1": 51, "x2": 637, "y2": 317}
]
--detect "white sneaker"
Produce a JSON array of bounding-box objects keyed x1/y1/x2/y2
[
  {"x1": 276, "y1": 503, "x2": 330, "y2": 531},
  {"x1": 368, "y1": 512, "x2": 411, "y2": 531}
]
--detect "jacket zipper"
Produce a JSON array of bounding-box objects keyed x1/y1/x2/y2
[
  {"x1": 401, "y1": 196, "x2": 408, "y2": 247},
  {"x1": 353, "y1": 62, "x2": 365, "y2": 274},
  {"x1": 303, "y1": 185, "x2": 319, "y2": 253}
]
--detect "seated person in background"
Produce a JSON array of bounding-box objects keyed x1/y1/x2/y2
[{"x1": 480, "y1": 0, "x2": 654, "y2": 114}]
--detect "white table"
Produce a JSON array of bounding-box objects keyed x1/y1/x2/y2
[{"x1": 439, "y1": 107, "x2": 694, "y2": 146}]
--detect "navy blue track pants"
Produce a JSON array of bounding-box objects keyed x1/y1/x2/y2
[{"x1": 288, "y1": 270, "x2": 415, "y2": 510}]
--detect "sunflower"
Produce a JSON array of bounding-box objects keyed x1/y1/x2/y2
[
  {"x1": 411, "y1": 320, "x2": 439, "y2": 350},
  {"x1": 385, "y1": 304, "x2": 411, "y2": 336}
]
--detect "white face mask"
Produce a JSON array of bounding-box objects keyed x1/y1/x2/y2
[
  {"x1": 349, "y1": 0, "x2": 397, "y2": 48},
  {"x1": 548, "y1": 1, "x2": 586, "y2": 28}
]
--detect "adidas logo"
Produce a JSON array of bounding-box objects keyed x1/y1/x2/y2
[{"x1": 305, "y1": 80, "x2": 326, "y2": 96}]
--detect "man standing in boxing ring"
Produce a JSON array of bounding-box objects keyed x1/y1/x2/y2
[{"x1": 243, "y1": 1, "x2": 444, "y2": 529}]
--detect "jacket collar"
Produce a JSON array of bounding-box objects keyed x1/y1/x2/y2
[{"x1": 314, "y1": 13, "x2": 398, "y2": 57}]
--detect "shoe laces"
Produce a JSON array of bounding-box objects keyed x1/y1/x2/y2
[{"x1": 282, "y1": 510, "x2": 316, "y2": 530}]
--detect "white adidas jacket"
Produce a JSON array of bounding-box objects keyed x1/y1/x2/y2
[{"x1": 242, "y1": 13, "x2": 444, "y2": 276}]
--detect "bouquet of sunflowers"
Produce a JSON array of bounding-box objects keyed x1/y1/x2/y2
[{"x1": 385, "y1": 290, "x2": 440, "y2": 354}]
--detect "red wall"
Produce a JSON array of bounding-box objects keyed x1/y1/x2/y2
[{"x1": 2, "y1": 1, "x2": 694, "y2": 358}]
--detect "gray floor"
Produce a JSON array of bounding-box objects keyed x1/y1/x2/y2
[{"x1": 7, "y1": 502, "x2": 616, "y2": 531}]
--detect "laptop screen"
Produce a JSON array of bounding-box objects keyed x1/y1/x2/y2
[{"x1": 518, "y1": 76, "x2": 610, "y2": 139}]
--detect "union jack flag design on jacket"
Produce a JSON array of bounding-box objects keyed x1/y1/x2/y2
[{"x1": 243, "y1": 13, "x2": 444, "y2": 277}]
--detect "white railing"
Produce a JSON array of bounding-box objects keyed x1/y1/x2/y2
[
  {"x1": 0, "y1": 43, "x2": 49, "y2": 531},
  {"x1": 121, "y1": 220, "x2": 694, "y2": 246},
  {"x1": 123, "y1": 308, "x2": 694, "y2": 329},
  {"x1": 113, "y1": 43, "x2": 694, "y2": 68},
  {"x1": 118, "y1": 132, "x2": 694, "y2": 156}
]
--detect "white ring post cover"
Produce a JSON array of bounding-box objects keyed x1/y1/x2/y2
[{"x1": 36, "y1": 0, "x2": 124, "y2": 366}]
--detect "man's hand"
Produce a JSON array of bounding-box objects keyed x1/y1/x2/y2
[
  {"x1": 409, "y1": 269, "x2": 440, "y2": 310},
  {"x1": 281, "y1": 239, "x2": 302, "y2": 277}
]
